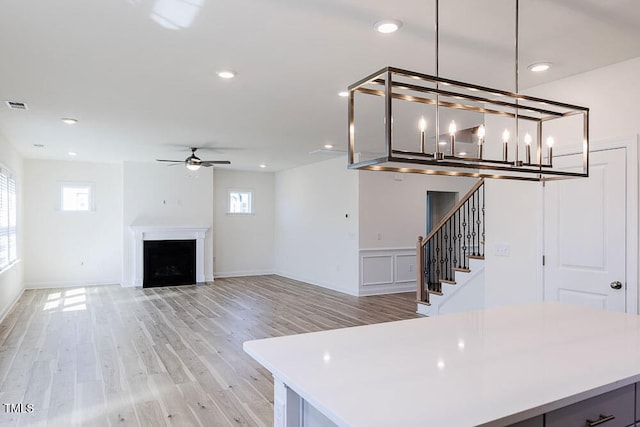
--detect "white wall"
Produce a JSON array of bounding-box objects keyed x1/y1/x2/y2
[
  {"x1": 23, "y1": 160, "x2": 122, "y2": 288},
  {"x1": 482, "y1": 56, "x2": 640, "y2": 309},
  {"x1": 0, "y1": 132, "x2": 23, "y2": 320},
  {"x1": 275, "y1": 157, "x2": 359, "y2": 295},
  {"x1": 358, "y1": 171, "x2": 477, "y2": 295},
  {"x1": 525, "y1": 56, "x2": 640, "y2": 143},
  {"x1": 359, "y1": 171, "x2": 477, "y2": 249},
  {"x1": 483, "y1": 180, "x2": 543, "y2": 308},
  {"x1": 213, "y1": 169, "x2": 274, "y2": 277},
  {"x1": 122, "y1": 162, "x2": 214, "y2": 286}
]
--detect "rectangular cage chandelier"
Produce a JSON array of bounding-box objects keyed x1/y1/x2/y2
[{"x1": 347, "y1": 2, "x2": 589, "y2": 181}]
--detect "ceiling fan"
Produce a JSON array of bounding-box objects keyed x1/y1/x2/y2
[{"x1": 156, "y1": 147, "x2": 231, "y2": 171}]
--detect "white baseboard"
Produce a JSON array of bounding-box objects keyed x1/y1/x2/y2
[
  {"x1": 0, "y1": 287, "x2": 25, "y2": 325},
  {"x1": 274, "y1": 271, "x2": 359, "y2": 297},
  {"x1": 213, "y1": 269, "x2": 274, "y2": 279},
  {"x1": 25, "y1": 279, "x2": 120, "y2": 289},
  {"x1": 358, "y1": 282, "x2": 416, "y2": 296}
]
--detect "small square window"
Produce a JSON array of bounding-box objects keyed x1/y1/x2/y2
[
  {"x1": 60, "y1": 183, "x2": 94, "y2": 212},
  {"x1": 228, "y1": 189, "x2": 253, "y2": 215}
]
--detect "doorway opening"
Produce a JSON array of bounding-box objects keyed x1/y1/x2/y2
[{"x1": 426, "y1": 191, "x2": 457, "y2": 233}]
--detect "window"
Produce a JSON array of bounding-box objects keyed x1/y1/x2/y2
[
  {"x1": 228, "y1": 189, "x2": 253, "y2": 214},
  {"x1": 0, "y1": 168, "x2": 17, "y2": 269},
  {"x1": 61, "y1": 183, "x2": 94, "y2": 211}
]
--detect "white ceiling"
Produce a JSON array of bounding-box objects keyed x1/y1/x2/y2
[{"x1": 1, "y1": 0, "x2": 639, "y2": 171}]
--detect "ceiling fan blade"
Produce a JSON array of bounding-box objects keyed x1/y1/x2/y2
[
  {"x1": 156, "y1": 159, "x2": 183, "y2": 163},
  {"x1": 200, "y1": 160, "x2": 231, "y2": 166}
]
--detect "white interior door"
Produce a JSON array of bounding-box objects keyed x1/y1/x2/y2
[{"x1": 543, "y1": 148, "x2": 626, "y2": 312}]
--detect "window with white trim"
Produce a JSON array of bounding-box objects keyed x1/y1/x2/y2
[
  {"x1": 0, "y1": 168, "x2": 17, "y2": 269},
  {"x1": 227, "y1": 189, "x2": 253, "y2": 214},
  {"x1": 60, "y1": 183, "x2": 94, "y2": 212}
]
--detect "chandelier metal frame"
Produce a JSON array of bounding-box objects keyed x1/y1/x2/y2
[{"x1": 347, "y1": 0, "x2": 589, "y2": 181}]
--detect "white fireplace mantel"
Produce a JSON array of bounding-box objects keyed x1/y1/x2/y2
[{"x1": 131, "y1": 225, "x2": 209, "y2": 287}]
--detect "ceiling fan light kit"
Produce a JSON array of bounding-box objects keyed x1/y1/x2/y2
[
  {"x1": 347, "y1": 0, "x2": 588, "y2": 181},
  {"x1": 156, "y1": 147, "x2": 231, "y2": 170}
]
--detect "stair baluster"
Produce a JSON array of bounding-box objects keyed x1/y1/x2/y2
[{"x1": 417, "y1": 179, "x2": 485, "y2": 304}]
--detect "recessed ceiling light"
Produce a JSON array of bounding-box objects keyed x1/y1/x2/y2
[
  {"x1": 324, "y1": 144, "x2": 334, "y2": 149},
  {"x1": 68, "y1": 151, "x2": 77, "y2": 156},
  {"x1": 338, "y1": 91, "x2": 348, "y2": 97},
  {"x1": 62, "y1": 118, "x2": 78, "y2": 125},
  {"x1": 259, "y1": 164, "x2": 267, "y2": 168},
  {"x1": 217, "y1": 70, "x2": 236, "y2": 79},
  {"x1": 374, "y1": 19, "x2": 402, "y2": 34},
  {"x1": 33, "y1": 144, "x2": 45, "y2": 148},
  {"x1": 528, "y1": 62, "x2": 551, "y2": 72}
]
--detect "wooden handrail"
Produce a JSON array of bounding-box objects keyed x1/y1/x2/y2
[{"x1": 421, "y1": 178, "x2": 485, "y2": 248}]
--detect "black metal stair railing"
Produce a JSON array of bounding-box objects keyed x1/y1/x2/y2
[{"x1": 417, "y1": 179, "x2": 485, "y2": 303}]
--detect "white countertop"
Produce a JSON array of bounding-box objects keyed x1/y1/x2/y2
[{"x1": 243, "y1": 302, "x2": 640, "y2": 426}]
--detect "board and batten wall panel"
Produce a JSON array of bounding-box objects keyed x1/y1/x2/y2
[
  {"x1": 0, "y1": 133, "x2": 23, "y2": 320},
  {"x1": 213, "y1": 169, "x2": 275, "y2": 277},
  {"x1": 274, "y1": 157, "x2": 359, "y2": 295},
  {"x1": 23, "y1": 160, "x2": 122, "y2": 288},
  {"x1": 122, "y1": 162, "x2": 214, "y2": 286}
]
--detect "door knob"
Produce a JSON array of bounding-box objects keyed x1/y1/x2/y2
[{"x1": 610, "y1": 281, "x2": 623, "y2": 290}]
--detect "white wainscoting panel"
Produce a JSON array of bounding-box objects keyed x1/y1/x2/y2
[
  {"x1": 361, "y1": 255, "x2": 394, "y2": 286},
  {"x1": 395, "y1": 254, "x2": 416, "y2": 284},
  {"x1": 359, "y1": 248, "x2": 416, "y2": 296}
]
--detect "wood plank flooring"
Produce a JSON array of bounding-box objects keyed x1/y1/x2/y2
[{"x1": 0, "y1": 275, "x2": 419, "y2": 426}]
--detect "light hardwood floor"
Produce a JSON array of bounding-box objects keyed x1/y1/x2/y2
[{"x1": 0, "y1": 275, "x2": 419, "y2": 426}]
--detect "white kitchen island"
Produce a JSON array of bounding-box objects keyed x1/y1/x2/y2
[{"x1": 243, "y1": 302, "x2": 640, "y2": 426}]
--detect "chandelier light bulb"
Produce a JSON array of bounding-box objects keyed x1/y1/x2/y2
[
  {"x1": 524, "y1": 133, "x2": 532, "y2": 164},
  {"x1": 502, "y1": 129, "x2": 510, "y2": 142},
  {"x1": 419, "y1": 117, "x2": 427, "y2": 132},
  {"x1": 477, "y1": 125, "x2": 485, "y2": 140},
  {"x1": 477, "y1": 125, "x2": 485, "y2": 159},
  {"x1": 449, "y1": 120, "x2": 457, "y2": 135},
  {"x1": 547, "y1": 136, "x2": 554, "y2": 165}
]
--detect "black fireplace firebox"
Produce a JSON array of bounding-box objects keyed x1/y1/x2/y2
[{"x1": 143, "y1": 239, "x2": 196, "y2": 287}]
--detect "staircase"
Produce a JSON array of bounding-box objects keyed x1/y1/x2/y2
[{"x1": 416, "y1": 179, "x2": 485, "y2": 316}]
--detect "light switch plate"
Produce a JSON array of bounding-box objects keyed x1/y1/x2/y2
[{"x1": 495, "y1": 243, "x2": 510, "y2": 257}]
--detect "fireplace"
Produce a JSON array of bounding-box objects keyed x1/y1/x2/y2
[
  {"x1": 143, "y1": 240, "x2": 195, "y2": 287},
  {"x1": 131, "y1": 226, "x2": 209, "y2": 287}
]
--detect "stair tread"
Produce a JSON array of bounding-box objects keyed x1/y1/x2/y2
[
  {"x1": 416, "y1": 300, "x2": 431, "y2": 306},
  {"x1": 427, "y1": 290, "x2": 444, "y2": 296},
  {"x1": 468, "y1": 255, "x2": 485, "y2": 260},
  {"x1": 453, "y1": 268, "x2": 471, "y2": 273},
  {"x1": 440, "y1": 279, "x2": 457, "y2": 285}
]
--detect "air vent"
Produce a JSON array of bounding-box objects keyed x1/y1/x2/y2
[{"x1": 5, "y1": 101, "x2": 28, "y2": 110}]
